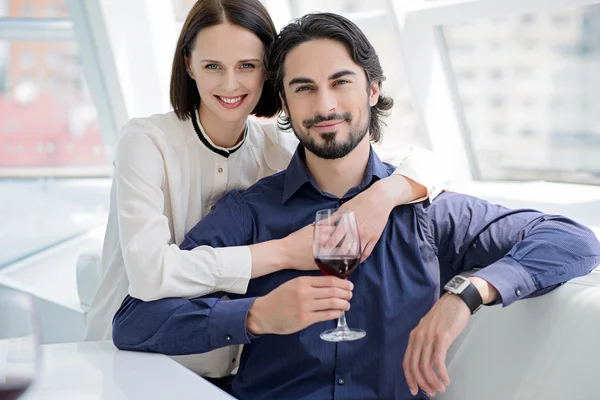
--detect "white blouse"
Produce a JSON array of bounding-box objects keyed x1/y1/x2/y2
[{"x1": 85, "y1": 110, "x2": 446, "y2": 376}]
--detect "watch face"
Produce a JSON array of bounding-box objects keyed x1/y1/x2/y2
[
  {"x1": 445, "y1": 276, "x2": 470, "y2": 293},
  {"x1": 446, "y1": 276, "x2": 466, "y2": 290}
]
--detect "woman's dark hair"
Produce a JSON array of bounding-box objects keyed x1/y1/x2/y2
[
  {"x1": 269, "y1": 12, "x2": 393, "y2": 143},
  {"x1": 170, "y1": 0, "x2": 278, "y2": 120}
]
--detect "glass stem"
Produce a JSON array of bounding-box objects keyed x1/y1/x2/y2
[{"x1": 337, "y1": 311, "x2": 350, "y2": 331}]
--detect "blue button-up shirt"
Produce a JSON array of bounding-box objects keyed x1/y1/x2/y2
[{"x1": 113, "y1": 146, "x2": 600, "y2": 400}]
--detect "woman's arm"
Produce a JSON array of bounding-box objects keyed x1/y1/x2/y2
[
  {"x1": 380, "y1": 145, "x2": 450, "y2": 202},
  {"x1": 114, "y1": 123, "x2": 253, "y2": 301},
  {"x1": 249, "y1": 146, "x2": 451, "y2": 271},
  {"x1": 340, "y1": 146, "x2": 450, "y2": 261}
]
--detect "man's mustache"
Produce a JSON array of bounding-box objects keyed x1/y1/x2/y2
[{"x1": 302, "y1": 112, "x2": 353, "y2": 129}]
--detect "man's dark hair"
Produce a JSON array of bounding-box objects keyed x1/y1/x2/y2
[
  {"x1": 268, "y1": 12, "x2": 393, "y2": 143},
  {"x1": 170, "y1": 0, "x2": 278, "y2": 120}
]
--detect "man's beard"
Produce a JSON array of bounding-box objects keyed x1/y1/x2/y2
[{"x1": 289, "y1": 105, "x2": 371, "y2": 160}]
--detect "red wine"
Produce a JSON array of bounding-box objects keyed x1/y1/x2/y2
[
  {"x1": 315, "y1": 256, "x2": 360, "y2": 279},
  {"x1": 0, "y1": 378, "x2": 32, "y2": 400}
]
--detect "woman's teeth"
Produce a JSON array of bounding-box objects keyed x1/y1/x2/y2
[{"x1": 219, "y1": 96, "x2": 243, "y2": 104}]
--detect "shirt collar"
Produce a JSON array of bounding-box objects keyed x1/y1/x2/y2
[
  {"x1": 191, "y1": 109, "x2": 247, "y2": 158},
  {"x1": 282, "y1": 145, "x2": 391, "y2": 204}
]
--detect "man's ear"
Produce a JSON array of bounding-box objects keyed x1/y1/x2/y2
[
  {"x1": 369, "y1": 81, "x2": 380, "y2": 107},
  {"x1": 279, "y1": 92, "x2": 290, "y2": 116}
]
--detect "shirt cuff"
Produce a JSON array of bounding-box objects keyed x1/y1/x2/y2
[
  {"x1": 208, "y1": 297, "x2": 258, "y2": 349},
  {"x1": 472, "y1": 257, "x2": 537, "y2": 307},
  {"x1": 390, "y1": 155, "x2": 447, "y2": 203},
  {"x1": 214, "y1": 246, "x2": 252, "y2": 294}
]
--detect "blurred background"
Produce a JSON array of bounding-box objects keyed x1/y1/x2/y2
[{"x1": 0, "y1": 0, "x2": 599, "y2": 343}]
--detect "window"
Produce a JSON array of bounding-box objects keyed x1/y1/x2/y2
[
  {"x1": 521, "y1": 14, "x2": 537, "y2": 25},
  {"x1": 10, "y1": 0, "x2": 67, "y2": 18},
  {"x1": 171, "y1": 0, "x2": 196, "y2": 21},
  {"x1": 0, "y1": 1, "x2": 110, "y2": 269},
  {"x1": 442, "y1": 4, "x2": 600, "y2": 185},
  {"x1": 19, "y1": 51, "x2": 35, "y2": 68},
  {"x1": 289, "y1": 0, "x2": 389, "y2": 15}
]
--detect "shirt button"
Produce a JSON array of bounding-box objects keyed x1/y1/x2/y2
[
  {"x1": 210, "y1": 205, "x2": 215, "y2": 211},
  {"x1": 225, "y1": 335, "x2": 232, "y2": 341},
  {"x1": 337, "y1": 378, "x2": 345, "y2": 385},
  {"x1": 515, "y1": 289, "x2": 521, "y2": 296},
  {"x1": 218, "y1": 167, "x2": 224, "y2": 173},
  {"x1": 232, "y1": 358, "x2": 237, "y2": 363}
]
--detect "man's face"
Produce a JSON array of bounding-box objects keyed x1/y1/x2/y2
[{"x1": 281, "y1": 39, "x2": 379, "y2": 159}]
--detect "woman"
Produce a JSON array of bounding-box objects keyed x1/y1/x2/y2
[{"x1": 86, "y1": 0, "x2": 445, "y2": 378}]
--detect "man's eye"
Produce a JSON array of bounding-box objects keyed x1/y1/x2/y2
[
  {"x1": 296, "y1": 86, "x2": 312, "y2": 93},
  {"x1": 334, "y1": 79, "x2": 349, "y2": 86}
]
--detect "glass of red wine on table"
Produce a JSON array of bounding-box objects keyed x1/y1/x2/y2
[
  {"x1": 313, "y1": 208, "x2": 365, "y2": 342},
  {"x1": 0, "y1": 290, "x2": 40, "y2": 400}
]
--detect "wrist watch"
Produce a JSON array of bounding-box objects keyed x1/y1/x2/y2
[{"x1": 443, "y1": 275, "x2": 483, "y2": 314}]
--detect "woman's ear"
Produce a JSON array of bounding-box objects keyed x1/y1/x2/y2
[{"x1": 185, "y1": 55, "x2": 194, "y2": 80}]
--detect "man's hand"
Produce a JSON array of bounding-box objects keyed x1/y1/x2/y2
[
  {"x1": 402, "y1": 293, "x2": 470, "y2": 397},
  {"x1": 403, "y1": 277, "x2": 498, "y2": 397},
  {"x1": 246, "y1": 276, "x2": 353, "y2": 336}
]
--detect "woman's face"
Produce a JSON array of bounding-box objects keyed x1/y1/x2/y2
[{"x1": 186, "y1": 22, "x2": 266, "y2": 125}]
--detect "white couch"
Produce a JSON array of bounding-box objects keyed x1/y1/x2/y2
[{"x1": 438, "y1": 272, "x2": 600, "y2": 400}]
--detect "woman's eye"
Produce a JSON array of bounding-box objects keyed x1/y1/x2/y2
[
  {"x1": 205, "y1": 64, "x2": 220, "y2": 70},
  {"x1": 240, "y1": 63, "x2": 255, "y2": 69}
]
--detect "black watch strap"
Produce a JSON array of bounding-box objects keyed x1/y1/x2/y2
[{"x1": 456, "y1": 283, "x2": 483, "y2": 314}]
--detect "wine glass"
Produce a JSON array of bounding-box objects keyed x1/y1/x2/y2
[
  {"x1": 313, "y1": 208, "x2": 365, "y2": 342},
  {"x1": 0, "y1": 290, "x2": 40, "y2": 400}
]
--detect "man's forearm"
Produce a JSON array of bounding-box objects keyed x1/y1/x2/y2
[
  {"x1": 112, "y1": 294, "x2": 255, "y2": 356},
  {"x1": 470, "y1": 214, "x2": 600, "y2": 307},
  {"x1": 469, "y1": 276, "x2": 499, "y2": 304}
]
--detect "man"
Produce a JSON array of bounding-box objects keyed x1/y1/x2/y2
[{"x1": 112, "y1": 13, "x2": 600, "y2": 400}]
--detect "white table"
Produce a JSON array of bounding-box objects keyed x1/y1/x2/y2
[{"x1": 23, "y1": 341, "x2": 236, "y2": 400}]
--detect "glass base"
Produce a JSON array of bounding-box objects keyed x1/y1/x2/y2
[{"x1": 320, "y1": 328, "x2": 366, "y2": 342}]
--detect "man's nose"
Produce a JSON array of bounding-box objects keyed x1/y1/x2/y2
[{"x1": 314, "y1": 89, "x2": 337, "y2": 115}]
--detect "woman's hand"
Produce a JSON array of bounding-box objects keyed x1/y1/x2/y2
[
  {"x1": 251, "y1": 175, "x2": 426, "y2": 276},
  {"x1": 339, "y1": 175, "x2": 426, "y2": 262},
  {"x1": 279, "y1": 224, "x2": 320, "y2": 271}
]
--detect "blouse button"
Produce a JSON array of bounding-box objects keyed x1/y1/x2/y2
[{"x1": 218, "y1": 167, "x2": 224, "y2": 173}]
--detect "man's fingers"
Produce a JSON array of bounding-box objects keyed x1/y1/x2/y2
[
  {"x1": 305, "y1": 276, "x2": 353, "y2": 290},
  {"x1": 420, "y1": 341, "x2": 445, "y2": 394},
  {"x1": 403, "y1": 333, "x2": 418, "y2": 396},
  {"x1": 410, "y1": 333, "x2": 436, "y2": 397},
  {"x1": 310, "y1": 298, "x2": 351, "y2": 312},
  {"x1": 312, "y1": 287, "x2": 353, "y2": 301},
  {"x1": 433, "y1": 342, "x2": 451, "y2": 386},
  {"x1": 308, "y1": 310, "x2": 344, "y2": 326}
]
